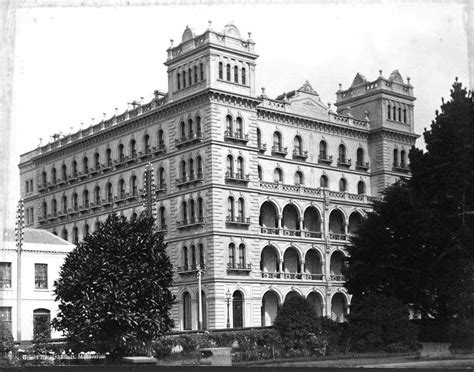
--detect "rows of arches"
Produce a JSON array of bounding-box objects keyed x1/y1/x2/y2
[
  {"x1": 178, "y1": 156, "x2": 203, "y2": 182},
  {"x1": 179, "y1": 116, "x2": 202, "y2": 140},
  {"x1": 182, "y1": 244, "x2": 205, "y2": 270},
  {"x1": 225, "y1": 115, "x2": 245, "y2": 138},
  {"x1": 393, "y1": 148, "x2": 408, "y2": 168},
  {"x1": 227, "y1": 196, "x2": 246, "y2": 222},
  {"x1": 259, "y1": 201, "x2": 363, "y2": 239},
  {"x1": 387, "y1": 103, "x2": 408, "y2": 123},
  {"x1": 180, "y1": 197, "x2": 204, "y2": 223},
  {"x1": 218, "y1": 62, "x2": 246, "y2": 85},
  {"x1": 176, "y1": 62, "x2": 205, "y2": 90}
]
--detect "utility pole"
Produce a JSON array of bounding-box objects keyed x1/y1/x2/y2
[
  {"x1": 197, "y1": 264, "x2": 203, "y2": 330},
  {"x1": 15, "y1": 199, "x2": 24, "y2": 342}
]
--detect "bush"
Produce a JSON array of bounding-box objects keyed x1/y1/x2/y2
[
  {"x1": 449, "y1": 317, "x2": 474, "y2": 351},
  {"x1": 0, "y1": 323, "x2": 14, "y2": 354},
  {"x1": 348, "y1": 293, "x2": 418, "y2": 352},
  {"x1": 320, "y1": 317, "x2": 349, "y2": 354}
]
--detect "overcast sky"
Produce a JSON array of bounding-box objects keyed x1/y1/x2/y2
[{"x1": 7, "y1": 1, "x2": 470, "y2": 226}]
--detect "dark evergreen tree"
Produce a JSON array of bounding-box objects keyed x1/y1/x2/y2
[
  {"x1": 53, "y1": 213, "x2": 175, "y2": 356},
  {"x1": 345, "y1": 80, "x2": 474, "y2": 333}
]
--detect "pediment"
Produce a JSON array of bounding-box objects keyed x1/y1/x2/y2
[{"x1": 286, "y1": 94, "x2": 329, "y2": 119}]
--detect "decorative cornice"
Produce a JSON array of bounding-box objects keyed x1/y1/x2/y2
[{"x1": 368, "y1": 128, "x2": 419, "y2": 143}]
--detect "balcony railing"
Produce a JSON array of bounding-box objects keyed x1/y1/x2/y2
[
  {"x1": 318, "y1": 154, "x2": 333, "y2": 165},
  {"x1": 337, "y1": 157, "x2": 352, "y2": 168},
  {"x1": 260, "y1": 272, "x2": 324, "y2": 281},
  {"x1": 329, "y1": 233, "x2": 347, "y2": 241},
  {"x1": 176, "y1": 173, "x2": 204, "y2": 187},
  {"x1": 156, "y1": 184, "x2": 167, "y2": 193},
  {"x1": 282, "y1": 228, "x2": 301, "y2": 237},
  {"x1": 224, "y1": 130, "x2": 249, "y2": 143},
  {"x1": 175, "y1": 131, "x2": 203, "y2": 147},
  {"x1": 225, "y1": 172, "x2": 250, "y2": 183},
  {"x1": 258, "y1": 143, "x2": 267, "y2": 153},
  {"x1": 176, "y1": 217, "x2": 205, "y2": 229},
  {"x1": 153, "y1": 142, "x2": 166, "y2": 155},
  {"x1": 177, "y1": 263, "x2": 206, "y2": 273},
  {"x1": 103, "y1": 198, "x2": 113, "y2": 207},
  {"x1": 90, "y1": 201, "x2": 102, "y2": 210},
  {"x1": 57, "y1": 177, "x2": 67, "y2": 186},
  {"x1": 157, "y1": 224, "x2": 167, "y2": 233},
  {"x1": 226, "y1": 216, "x2": 251, "y2": 226},
  {"x1": 356, "y1": 161, "x2": 370, "y2": 171},
  {"x1": 260, "y1": 227, "x2": 280, "y2": 235},
  {"x1": 330, "y1": 274, "x2": 345, "y2": 281},
  {"x1": 393, "y1": 163, "x2": 410, "y2": 173},
  {"x1": 38, "y1": 183, "x2": 47, "y2": 192},
  {"x1": 304, "y1": 231, "x2": 323, "y2": 238},
  {"x1": 292, "y1": 149, "x2": 308, "y2": 160},
  {"x1": 227, "y1": 263, "x2": 252, "y2": 271},
  {"x1": 102, "y1": 163, "x2": 113, "y2": 172},
  {"x1": 139, "y1": 148, "x2": 153, "y2": 159},
  {"x1": 271, "y1": 145, "x2": 288, "y2": 157}
]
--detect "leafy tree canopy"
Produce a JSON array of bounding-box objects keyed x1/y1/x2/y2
[
  {"x1": 345, "y1": 80, "x2": 474, "y2": 325},
  {"x1": 53, "y1": 213, "x2": 175, "y2": 356}
]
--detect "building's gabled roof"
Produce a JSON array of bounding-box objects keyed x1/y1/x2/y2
[{"x1": 3, "y1": 228, "x2": 73, "y2": 246}]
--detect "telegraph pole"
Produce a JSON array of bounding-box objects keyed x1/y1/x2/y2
[
  {"x1": 197, "y1": 264, "x2": 204, "y2": 330},
  {"x1": 15, "y1": 199, "x2": 24, "y2": 342}
]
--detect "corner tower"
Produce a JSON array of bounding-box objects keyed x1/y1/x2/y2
[
  {"x1": 165, "y1": 22, "x2": 258, "y2": 103},
  {"x1": 334, "y1": 70, "x2": 419, "y2": 194}
]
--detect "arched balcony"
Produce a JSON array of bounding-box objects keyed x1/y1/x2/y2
[
  {"x1": 260, "y1": 245, "x2": 279, "y2": 277},
  {"x1": 284, "y1": 290, "x2": 300, "y2": 303},
  {"x1": 259, "y1": 201, "x2": 279, "y2": 235},
  {"x1": 304, "y1": 249, "x2": 323, "y2": 280},
  {"x1": 282, "y1": 204, "x2": 300, "y2": 236},
  {"x1": 331, "y1": 293, "x2": 348, "y2": 323},
  {"x1": 282, "y1": 247, "x2": 301, "y2": 279},
  {"x1": 348, "y1": 212, "x2": 363, "y2": 235},
  {"x1": 307, "y1": 292, "x2": 324, "y2": 317},
  {"x1": 329, "y1": 209, "x2": 346, "y2": 240},
  {"x1": 330, "y1": 251, "x2": 346, "y2": 281},
  {"x1": 261, "y1": 291, "x2": 279, "y2": 326},
  {"x1": 303, "y1": 206, "x2": 322, "y2": 238}
]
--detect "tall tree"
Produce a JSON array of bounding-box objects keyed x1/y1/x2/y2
[
  {"x1": 53, "y1": 213, "x2": 175, "y2": 356},
  {"x1": 345, "y1": 80, "x2": 474, "y2": 325}
]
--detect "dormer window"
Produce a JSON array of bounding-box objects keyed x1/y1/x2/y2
[{"x1": 226, "y1": 64, "x2": 231, "y2": 81}]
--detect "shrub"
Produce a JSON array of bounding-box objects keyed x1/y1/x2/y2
[
  {"x1": 0, "y1": 323, "x2": 14, "y2": 354},
  {"x1": 348, "y1": 293, "x2": 418, "y2": 352}
]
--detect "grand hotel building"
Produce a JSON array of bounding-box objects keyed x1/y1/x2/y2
[{"x1": 19, "y1": 23, "x2": 418, "y2": 331}]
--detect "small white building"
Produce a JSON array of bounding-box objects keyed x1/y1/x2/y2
[{"x1": 1, "y1": 229, "x2": 74, "y2": 341}]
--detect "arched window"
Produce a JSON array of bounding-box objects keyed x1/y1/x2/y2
[
  {"x1": 196, "y1": 116, "x2": 202, "y2": 133},
  {"x1": 72, "y1": 160, "x2": 78, "y2": 177},
  {"x1": 182, "y1": 70, "x2": 186, "y2": 88},
  {"x1": 226, "y1": 115, "x2": 233, "y2": 134},
  {"x1": 388, "y1": 104, "x2": 391, "y2": 120},
  {"x1": 72, "y1": 193, "x2": 78, "y2": 210},
  {"x1": 62, "y1": 228, "x2": 68, "y2": 241},
  {"x1": 236, "y1": 117, "x2": 243, "y2": 137},
  {"x1": 33, "y1": 309, "x2": 51, "y2": 340},
  {"x1": 52, "y1": 167, "x2": 57, "y2": 184},
  {"x1": 234, "y1": 66, "x2": 238, "y2": 83},
  {"x1": 197, "y1": 156, "x2": 203, "y2": 177},
  {"x1": 393, "y1": 148, "x2": 399, "y2": 166},
  {"x1": 62, "y1": 164, "x2": 67, "y2": 181},
  {"x1": 232, "y1": 291, "x2": 243, "y2": 328},
  {"x1": 182, "y1": 201, "x2": 188, "y2": 222},
  {"x1": 400, "y1": 150, "x2": 406, "y2": 167},
  {"x1": 83, "y1": 156, "x2": 89, "y2": 173},
  {"x1": 106, "y1": 148, "x2": 112, "y2": 167},
  {"x1": 94, "y1": 186, "x2": 100, "y2": 204},
  {"x1": 131, "y1": 175, "x2": 137, "y2": 196},
  {"x1": 177, "y1": 72, "x2": 181, "y2": 90},
  {"x1": 238, "y1": 198, "x2": 244, "y2": 221},
  {"x1": 294, "y1": 136, "x2": 302, "y2": 155},
  {"x1": 144, "y1": 134, "x2": 150, "y2": 152},
  {"x1": 159, "y1": 206, "x2": 166, "y2": 229},
  {"x1": 52, "y1": 198, "x2": 57, "y2": 215},
  {"x1": 41, "y1": 201, "x2": 47, "y2": 219},
  {"x1": 274, "y1": 168, "x2": 283, "y2": 183},
  {"x1": 198, "y1": 197, "x2": 203, "y2": 220},
  {"x1": 403, "y1": 108, "x2": 407, "y2": 123},
  {"x1": 189, "y1": 158, "x2": 195, "y2": 179},
  {"x1": 106, "y1": 182, "x2": 113, "y2": 202},
  {"x1": 41, "y1": 171, "x2": 47, "y2": 186},
  {"x1": 199, "y1": 244, "x2": 204, "y2": 267},
  {"x1": 191, "y1": 245, "x2": 196, "y2": 266},
  {"x1": 158, "y1": 129, "x2": 164, "y2": 148},
  {"x1": 83, "y1": 189, "x2": 89, "y2": 207},
  {"x1": 227, "y1": 197, "x2": 235, "y2": 220},
  {"x1": 236, "y1": 157, "x2": 243, "y2": 178},
  {"x1": 84, "y1": 224, "x2": 90, "y2": 237},
  {"x1": 339, "y1": 178, "x2": 347, "y2": 192},
  {"x1": 226, "y1": 155, "x2": 234, "y2": 176},
  {"x1": 320, "y1": 175, "x2": 328, "y2": 188},
  {"x1": 62, "y1": 195, "x2": 67, "y2": 213},
  {"x1": 257, "y1": 165, "x2": 262, "y2": 180},
  {"x1": 273, "y1": 131, "x2": 282, "y2": 151},
  {"x1": 357, "y1": 181, "x2": 366, "y2": 195},
  {"x1": 130, "y1": 139, "x2": 136, "y2": 157},
  {"x1": 356, "y1": 148, "x2": 364, "y2": 165},
  {"x1": 94, "y1": 221, "x2": 100, "y2": 231},
  {"x1": 183, "y1": 246, "x2": 188, "y2": 267},
  {"x1": 119, "y1": 179, "x2": 125, "y2": 199},
  {"x1": 159, "y1": 167, "x2": 165, "y2": 189},
  {"x1": 118, "y1": 144, "x2": 124, "y2": 162},
  {"x1": 393, "y1": 106, "x2": 396, "y2": 120},
  {"x1": 183, "y1": 292, "x2": 192, "y2": 330},
  {"x1": 241, "y1": 67, "x2": 246, "y2": 85},
  {"x1": 226, "y1": 64, "x2": 231, "y2": 81},
  {"x1": 188, "y1": 119, "x2": 193, "y2": 137},
  {"x1": 194, "y1": 66, "x2": 198, "y2": 83},
  {"x1": 228, "y1": 243, "x2": 235, "y2": 267},
  {"x1": 94, "y1": 153, "x2": 100, "y2": 170},
  {"x1": 319, "y1": 140, "x2": 328, "y2": 159},
  {"x1": 200, "y1": 62, "x2": 204, "y2": 80},
  {"x1": 398, "y1": 107, "x2": 402, "y2": 122},
  {"x1": 188, "y1": 67, "x2": 192, "y2": 85},
  {"x1": 295, "y1": 171, "x2": 303, "y2": 186},
  {"x1": 73, "y1": 226, "x2": 79, "y2": 245},
  {"x1": 257, "y1": 128, "x2": 262, "y2": 148},
  {"x1": 180, "y1": 160, "x2": 186, "y2": 180},
  {"x1": 190, "y1": 199, "x2": 196, "y2": 220},
  {"x1": 218, "y1": 62, "x2": 223, "y2": 79},
  {"x1": 238, "y1": 244, "x2": 245, "y2": 267},
  {"x1": 338, "y1": 144, "x2": 346, "y2": 163}
]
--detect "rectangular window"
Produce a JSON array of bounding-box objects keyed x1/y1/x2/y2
[
  {"x1": 25, "y1": 181, "x2": 29, "y2": 193},
  {"x1": 0, "y1": 307, "x2": 12, "y2": 334},
  {"x1": 35, "y1": 263, "x2": 48, "y2": 289},
  {"x1": 0, "y1": 263, "x2": 12, "y2": 288}
]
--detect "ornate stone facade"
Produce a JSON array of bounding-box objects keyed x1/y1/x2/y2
[{"x1": 19, "y1": 23, "x2": 418, "y2": 330}]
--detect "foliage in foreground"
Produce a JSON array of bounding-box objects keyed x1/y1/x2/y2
[
  {"x1": 0, "y1": 323, "x2": 14, "y2": 353},
  {"x1": 348, "y1": 293, "x2": 418, "y2": 352},
  {"x1": 53, "y1": 213, "x2": 175, "y2": 356}
]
